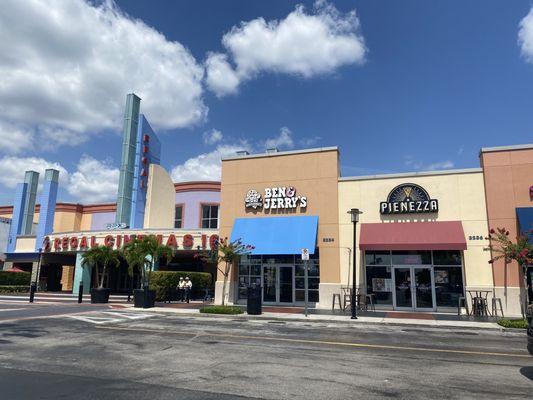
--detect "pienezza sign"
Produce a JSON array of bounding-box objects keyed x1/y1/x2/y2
[
  {"x1": 380, "y1": 183, "x2": 438, "y2": 215},
  {"x1": 245, "y1": 186, "x2": 307, "y2": 211}
]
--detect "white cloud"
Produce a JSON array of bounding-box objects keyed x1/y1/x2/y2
[
  {"x1": 171, "y1": 143, "x2": 251, "y2": 182},
  {"x1": 66, "y1": 155, "x2": 119, "y2": 203},
  {"x1": 0, "y1": 156, "x2": 69, "y2": 189},
  {"x1": 519, "y1": 7, "x2": 533, "y2": 62},
  {"x1": 426, "y1": 160, "x2": 454, "y2": 171},
  {"x1": 299, "y1": 135, "x2": 322, "y2": 147},
  {"x1": 205, "y1": 53, "x2": 241, "y2": 97},
  {"x1": 404, "y1": 156, "x2": 454, "y2": 171},
  {"x1": 0, "y1": 121, "x2": 35, "y2": 154},
  {"x1": 202, "y1": 129, "x2": 224, "y2": 145},
  {"x1": 263, "y1": 127, "x2": 294, "y2": 150},
  {"x1": 205, "y1": 0, "x2": 366, "y2": 96},
  {"x1": 0, "y1": 0, "x2": 207, "y2": 154}
]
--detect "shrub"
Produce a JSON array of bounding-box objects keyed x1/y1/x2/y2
[
  {"x1": 0, "y1": 285, "x2": 30, "y2": 294},
  {"x1": 200, "y1": 305, "x2": 243, "y2": 314},
  {"x1": 150, "y1": 271, "x2": 212, "y2": 301},
  {"x1": 497, "y1": 318, "x2": 528, "y2": 329},
  {"x1": 0, "y1": 271, "x2": 31, "y2": 286}
]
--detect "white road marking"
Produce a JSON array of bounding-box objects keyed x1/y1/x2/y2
[
  {"x1": 0, "y1": 307, "x2": 28, "y2": 312},
  {"x1": 68, "y1": 315, "x2": 123, "y2": 325},
  {"x1": 101, "y1": 311, "x2": 156, "y2": 320}
]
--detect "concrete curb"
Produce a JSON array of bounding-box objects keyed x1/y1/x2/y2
[{"x1": 127, "y1": 306, "x2": 508, "y2": 332}]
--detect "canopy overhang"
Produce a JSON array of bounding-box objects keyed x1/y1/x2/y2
[
  {"x1": 359, "y1": 221, "x2": 467, "y2": 251},
  {"x1": 230, "y1": 216, "x2": 318, "y2": 255}
]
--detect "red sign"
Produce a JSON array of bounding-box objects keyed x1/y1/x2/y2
[{"x1": 42, "y1": 233, "x2": 219, "y2": 253}]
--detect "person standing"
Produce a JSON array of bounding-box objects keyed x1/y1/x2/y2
[
  {"x1": 177, "y1": 277, "x2": 185, "y2": 302},
  {"x1": 184, "y1": 276, "x2": 193, "y2": 303}
]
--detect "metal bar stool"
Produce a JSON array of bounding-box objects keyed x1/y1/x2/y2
[
  {"x1": 491, "y1": 297, "x2": 504, "y2": 317},
  {"x1": 332, "y1": 293, "x2": 342, "y2": 311}
]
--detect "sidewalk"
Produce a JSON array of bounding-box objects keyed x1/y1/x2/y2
[{"x1": 125, "y1": 302, "x2": 507, "y2": 331}]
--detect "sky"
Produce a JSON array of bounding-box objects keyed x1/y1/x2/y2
[{"x1": 0, "y1": 0, "x2": 532, "y2": 205}]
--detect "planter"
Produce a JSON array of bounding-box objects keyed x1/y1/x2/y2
[
  {"x1": 134, "y1": 288, "x2": 156, "y2": 308},
  {"x1": 90, "y1": 288, "x2": 110, "y2": 304}
]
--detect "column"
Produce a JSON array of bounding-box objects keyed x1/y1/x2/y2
[{"x1": 72, "y1": 253, "x2": 91, "y2": 295}]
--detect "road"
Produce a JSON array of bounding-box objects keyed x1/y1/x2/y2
[{"x1": 0, "y1": 305, "x2": 532, "y2": 399}]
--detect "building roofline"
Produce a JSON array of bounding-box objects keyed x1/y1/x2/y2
[
  {"x1": 339, "y1": 167, "x2": 483, "y2": 182},
  {"x1": 174, "y1": 181, "x2": 221, "y2": 193},
  {"x1": 221, "y1": 146, "x2": 339, "y2": 161},
  {"x1": 480, "y1": 143, "x2": 533, "y2": 153}
]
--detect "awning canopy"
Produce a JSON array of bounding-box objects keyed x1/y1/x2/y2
[
  {"x1": 230, "y1": 216, "x2": 318, "y2": 255},
  {"x1": 516, "y1": 207, "x2": 533, "y2": 244},
  {"x1": 359, "y1": 221, "x2": 467, "y2": 251}
]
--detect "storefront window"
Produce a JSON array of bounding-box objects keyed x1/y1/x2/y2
[
  {"x1": 364, "y1": 250, "x2": 465, "y2": 309},
  {"x1": 365, "y1": 251, "x2": 391, "y2": 266},
  {"x1": 365, "y1": 266, "x2": 393, "y2": 305},
  {"x1": 434, "y1": 267, "x2": 463, "y2": 307},
  {"x1": 391, "y1": 251, "x2": 431, "y2": 265},
  {"x1": 432, "y1": 251, "x2": 462, "y2": 266},
  {"x1": 237, "y1": 254, "x2": 320, "y2": 302}
]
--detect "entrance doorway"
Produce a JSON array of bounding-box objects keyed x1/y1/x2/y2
[
  {"x1": 263, "y1": 264, "x2": 294, "y2": 304},
  {"x1": 392, "y1": 266, "x2": 435, "y2": 311}
]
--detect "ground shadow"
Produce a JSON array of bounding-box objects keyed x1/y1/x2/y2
[{"x1": 520, "y1": 366, "x2": 533, "y2": 381}]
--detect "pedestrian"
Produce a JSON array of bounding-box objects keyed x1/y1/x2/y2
[
  {"x1": 184, "y1": 276, "x2": 192, "y2": 303},
  {"x1": 177, "y1": 277, "x2": 185, "y2": 302}
]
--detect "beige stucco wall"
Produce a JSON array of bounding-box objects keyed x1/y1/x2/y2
[
  {"x1": 217, "y1": 148, "x2": 340, "y2": 305},
  {"x1": 15, "y1": 236, "x2": 37, "y2": 252},
  {"x1": 144, "y1": 164, "x2": 175, "y2": 229},
  {"x1": 53, "y1": 211, "x2": 82, "y2": 233},
  {"x1": 338, "y1": 170, "x2": 492, "y2": 297}
]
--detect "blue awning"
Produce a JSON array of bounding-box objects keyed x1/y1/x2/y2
[
  {"x1": 516, "y1": 207, "x2": 533, "y2": 244},
  {"x1": 230, "y1": 216, "x2": 318, "y2": 255}
]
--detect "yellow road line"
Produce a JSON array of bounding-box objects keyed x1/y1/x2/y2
[{"x1": 96, "y1": 325, "x2": 531, "y2": 359}]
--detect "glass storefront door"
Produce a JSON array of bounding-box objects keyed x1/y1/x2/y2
[
  {"x1": 263, "y1": 264, "x2": 294, "y2": 304},
  {"x1": 279, "y1": 266, "x2": 294, "y2": 303},
  {"x1": 394, "y1": 268, "x2": 412, "y2": 308},
  {"x1": 263, "y1": 266, "x2": 277, "y2": 302},
  {"x1": 393, "y1": 266, "x2": 435, "y2": 311}
]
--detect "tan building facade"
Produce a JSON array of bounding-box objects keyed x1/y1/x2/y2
[
  {"x1": 338, "y1": 169, "x2": 495, "y2": 313},
  {"x1": 480, "y1": 144, "x2": 533, "y2": 316},
  {"x1": 217, "y1": 147, "x2": 340, "y2": 306}
]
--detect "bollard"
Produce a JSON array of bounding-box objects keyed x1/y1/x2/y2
[
  {"x1": 78, "y1": 283, "x2": 83, "y2": 303},
  {"x1": 29, "y1": 282, "x2": 37, "y2": 303}
]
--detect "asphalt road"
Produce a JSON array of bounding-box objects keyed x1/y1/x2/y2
[{"x1": 0, "y1": 307, "x2": 532, "y2": 399}]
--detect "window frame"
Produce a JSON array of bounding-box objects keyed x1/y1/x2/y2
[
  {"x1": 174, "y1": 203, "x2": 184, "y2": 229},
  {"x1": 199, "y1": 203, "x2": 219, "y2": 229}
]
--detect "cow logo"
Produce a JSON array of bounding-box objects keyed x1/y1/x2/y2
[{"x1": 245, "y1": 189, "x2": 263, "y2": 209}]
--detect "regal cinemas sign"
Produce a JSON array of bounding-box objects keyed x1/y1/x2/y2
[{"x1": 42, "y1": 232, "x2": 219, "y2": 253}]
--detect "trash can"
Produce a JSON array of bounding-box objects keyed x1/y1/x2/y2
[
  {"x1": 247, "y1": 284, "x2": 262, "y2": 315},
  {"x1": 526, "y1": 304, "x2": 533, "y2": 356}
]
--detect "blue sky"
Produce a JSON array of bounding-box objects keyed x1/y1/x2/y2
[{"x1": 0, "y1": 0, "x2": 532, "y2": 205}]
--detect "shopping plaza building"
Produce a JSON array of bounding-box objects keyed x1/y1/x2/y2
[{"x1": 0, "y1": 94, "x2": 532, "y2": 316}]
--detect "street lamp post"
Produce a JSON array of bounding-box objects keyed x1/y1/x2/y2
[{"x1": 347, "y1": 209, "x2": 362, "y2": 319}]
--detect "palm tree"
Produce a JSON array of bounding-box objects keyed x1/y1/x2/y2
[
  {"x1": 81, "y1": 245, "x2": 121, "y2": 289},
  {"x1": 203, "y1": 237, "x2": 254, "y2": 306},
  {"x1": 123, "y1": 236, "x2": 173, "y2": 288},
  {"x1": 122, "y1": 238, "x2": 146, "y2": 288}
]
